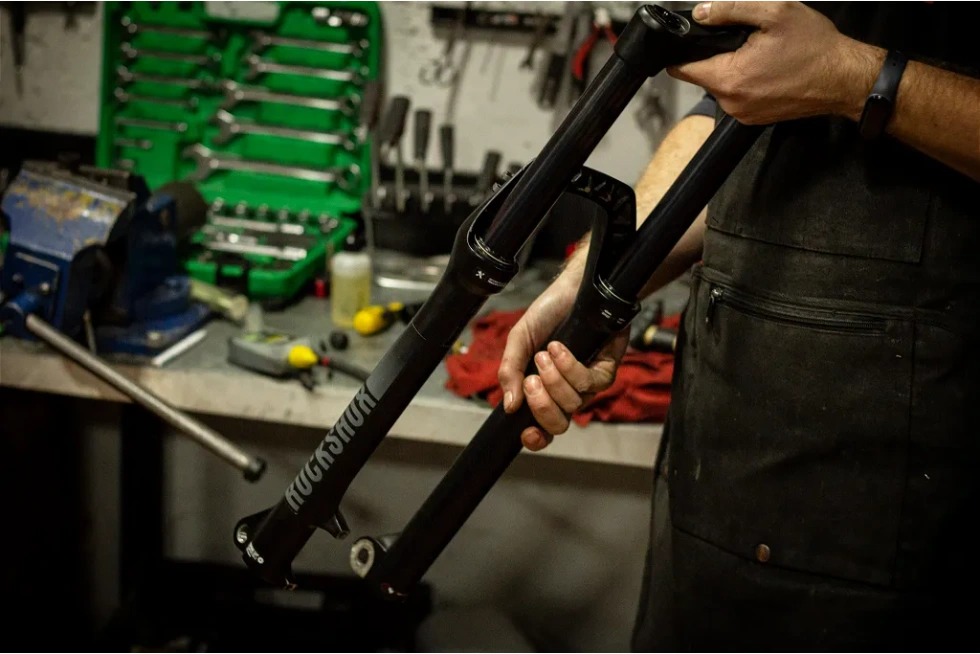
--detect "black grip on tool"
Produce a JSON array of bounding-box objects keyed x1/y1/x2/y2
[
  {"x1": 379, "y1": 96, "x2": 410, "y2": 148},
  {"x1": 439, "y1": 124, "x2": 455, "y2": 170},
  {"x1": 414, "y1": 110, "x2": 432, "y2": 162},
  {"x1": 359, "y1": 80, "x2": 382, "y2": 129},
  {"x1": 476, "y1": 151, "x2": 502, "y2": 193},
  {"x1": 538, "y1": 53, "x2": 566, "y2": 108}
]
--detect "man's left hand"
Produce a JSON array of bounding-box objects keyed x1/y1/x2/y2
[{"x1": 669, "y1": 1, "x2": 882, "y2": 125}]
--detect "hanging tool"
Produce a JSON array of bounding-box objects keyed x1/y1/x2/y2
[
  {"x1": 353, "y1": 301, "x2": 423, "y2": 337},
  {"x1": 115, "y1": 116, "x2": 189, "y2": 133},
  {"x1": 414, "y1": 109, "x2": 433, "y2": 213},
  {"x1": 377, "y1": 96, "x2": 410, "y2": 213},
  {"x1": 538, "y1": 3, "x2": 578, "y2": 108},
  {"x1": 250, "y1": 32, "x2": 369, "y2": 58},
  {"x1": 120, "y1": 16, "x2": 213, "y2": 41},
  {"x1": 440, "y1": 124, "x2": 455, "y2": 214},
  {"x1": 470, "y1": 151, "x2": 502, "y2": 207},
  {"x1": 245, "y1": 56, "x2": 366, "y2": 84},
  {"x1": 220, "y1": 81, "x2": 357, "y2": 115},
  {"x1": 519, "y1": 12, "x2": 551, "y2": 70},
  {"x1": 114, "y1": 88, "x2": 199, "y2": 110},
  {"x1": 182, "y1": 144, "x2": 359, "y2": 189},
  {"x1": 116, "y1": 65, "x2": 213, "y2": 90},
  {"x1": 419, "y1": 3, "x2": 468, "y2": 86},
  {"x1": 211, "y1": 109, "x2": 357, "y2": 150},
  {"x1": 10, "y1": 2, "x2": 25, "y2": 94},
  {"x1": 121, "y1": 43, "x2": 222, "y2": 69},
  {"x1": 231, "y1": 4, "x2": 756, "y2": 591},
  {"x1": 571, "y1": 8, "x2": 619, "y2": 93}
]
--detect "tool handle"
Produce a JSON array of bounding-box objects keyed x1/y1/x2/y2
[
  {"x1": 379, "y1": 96, "x2": 410, "y2": 148},
  {"x1": 414, "y1": 109, "x2": 433, "y2": 162},
  {"x1": 475, "y1": 151, "x2": 502, "y2": 194},
  {"x1": 359, "y1": 80, "x2": 382, "y2": 129},
  {"x1": 439, "y1": 124, "x2": 455, "y2": 170},
  {"x1": 538, "y1": 53, "x2": 566, "y2": 108}
]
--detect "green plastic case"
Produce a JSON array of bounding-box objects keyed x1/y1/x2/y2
[{"x1": 96, "y1": 1, "x2": 380, "y2": 299}]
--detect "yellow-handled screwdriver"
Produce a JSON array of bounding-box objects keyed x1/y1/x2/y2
[{"x1": 353, "y1": 301, "x2": 423, "y2": 336}]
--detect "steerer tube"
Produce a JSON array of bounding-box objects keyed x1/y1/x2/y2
[{"x1": 364, "y1": 117, "x2": 765, "y2": 597}]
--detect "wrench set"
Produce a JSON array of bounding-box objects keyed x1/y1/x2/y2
[{"x1": 99, "y1": 1, "x2": 379, "y2": 302}]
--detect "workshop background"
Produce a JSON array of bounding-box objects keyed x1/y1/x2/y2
[{"x1": 0, "y1": 2, "x2": 702, "y2": 651}]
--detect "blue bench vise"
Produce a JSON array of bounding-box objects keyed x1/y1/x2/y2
[
  {"x1": 0, "y1": 161, "x2": 265, "y2": 481},
  {"x1": 0, "y1": 161, "x2": 208, "y2": 354}
]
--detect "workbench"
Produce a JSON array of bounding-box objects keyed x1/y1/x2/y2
[{"x1": 0, "y1": 270, "x2": 688, "y2": 469}]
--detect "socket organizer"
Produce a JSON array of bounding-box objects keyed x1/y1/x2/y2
[{"x1": 96, "y1": 1, "x2": 380, "y2": 300}]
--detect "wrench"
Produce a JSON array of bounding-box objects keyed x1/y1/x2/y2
[
  {"x1": 210, "y1": 110, "x2": 357, "y2": 150},
  {"x1": 182, "y1": 144, "x2": 358, "y2": 190},
  {"x1": 311, "y1": 6, "x2": 370, "y2": 28},
  {"x1": 120, "y1": 16, "x2": 214, "y2": 41},
  {"x1": 250, "y1": 32, "x2": 369, "y2": 58},
  {"x1": 210, "y1": 110, "x2": 354, "y2": 149},
  {"x1": 244, "y1": 55, "x2": 364, "y2": 84},
  {"x1": 114, "y1": 137, "x2": 153, "y2": 151},
  {"x1": 116, "y1": 66, "x2": 213, "y2": 90},
  {"x1": 114, "y1": 87, "x2": 199, "y2": 110},
  {"x1": 121, "y1": 43, "x2": 222, "y2": 70},
  {"x1": 116, "y1": 116, "x2": 188, "y2": 133},
  {"x1": 219, "y1": 81, "x2": 356, "y2": 116}
]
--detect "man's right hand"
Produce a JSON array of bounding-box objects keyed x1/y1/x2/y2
[{"x1": 497, "y1": 263, "x2": 628, "y2": 452}]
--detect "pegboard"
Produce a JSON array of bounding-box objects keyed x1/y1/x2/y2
[{"x1": 0, "y1": 1, "x2": 705, "y2": 185}]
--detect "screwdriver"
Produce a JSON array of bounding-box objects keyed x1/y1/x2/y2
[
  {"x1": 11, "y1": 3, "x2": 26, "y2": 94},
  {"x1": 470, "y1": 150, "x2": 502, "y2": 206},
  {"x1": 353, "y1": 301, "x2": 423, "y2": 336},
  {"x1": 414, "y1": 109, "x2": 433, "y2": 213},
  {"x1": 440, "y1": 124, "x2": 455, "y2": 213},
  {"x1": 379, "y1": 96, "x2": 410, "y2": 213}
]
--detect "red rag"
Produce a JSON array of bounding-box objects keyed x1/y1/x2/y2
[{"x1": 444, "y1": 309, "x2": 678, "y2": 425}]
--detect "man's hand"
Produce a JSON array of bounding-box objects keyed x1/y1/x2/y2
[
  {"x1": 669, "y1": 1, "x2": 881, "y2": 124},
  {"x1": 498, "y1": 265, "x2": 628, "y2": 452}
]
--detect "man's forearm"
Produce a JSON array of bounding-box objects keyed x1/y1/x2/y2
[
  {"x1": 837, "y1": 44, "x2": 980, "y2": 181},
  {"x1": 564, "y1": 114, "x2": 715, "y2": 295}
]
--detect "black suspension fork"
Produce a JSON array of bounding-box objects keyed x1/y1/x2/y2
[
  {"x1": 353, "y1": 114, "x2": 765, "y2": 598},
  {"x1": 234, "y1": 4, "x2": 754, "y2": 590}
]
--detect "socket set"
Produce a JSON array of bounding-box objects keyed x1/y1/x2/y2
[{"x1": 96, "y1": 1, "x2": 378, "y2": 300}]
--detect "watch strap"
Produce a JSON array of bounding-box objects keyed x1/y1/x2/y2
[{"x1": 859, "y1": 49, "x2": 908, "y2": 140}]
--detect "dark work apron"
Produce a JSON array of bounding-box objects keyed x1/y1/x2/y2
[{"x1": 632, "y1": 4, "x2": 980, "y2": 650}]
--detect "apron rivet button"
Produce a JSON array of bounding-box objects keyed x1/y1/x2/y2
[{"x1": 755, "y1": 544, "x2": 771, "y2": 563}]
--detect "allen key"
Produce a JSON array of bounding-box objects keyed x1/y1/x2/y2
[
  {"x1": 250, "y1": 32, "x2": 369, "y2": 58},
  {"x1": 117, "y1": 65, "x2": 213, "y2": 90},
  {"x1": 121, "y1": 43, "x2": 222, "y2": 70},
  {"x1": 114, "y1": 88, "x2": 199, "y2": 110},
  {"x1": 210, "y1": 109, "x2": 357, "y2": 150},
  {"x1": 219, "y1": 81, "x2": 356, "y2": 116},
  {"x1": 244, "y1": 55, "x2": 365, "y2": 84},
  {"x1": 182, "y1": 144, "x2": 359, "y2": 190}
]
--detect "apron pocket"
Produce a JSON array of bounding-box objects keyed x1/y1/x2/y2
[{"x1": 670, "y1": 269, "x2": 914, "y2": 586}]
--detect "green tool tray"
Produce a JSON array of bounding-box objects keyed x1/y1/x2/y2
[{"x1": 96, "y1": 1, "x2": 380, "y2": 300}]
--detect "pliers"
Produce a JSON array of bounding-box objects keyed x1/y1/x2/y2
[{"x1": 571, "y1": 8, "x2": 618, "y2": 88}]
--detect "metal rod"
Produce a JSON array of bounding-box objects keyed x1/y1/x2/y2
[{"x1": 25, "y1": 314, "x2": 265, "y2": 481}]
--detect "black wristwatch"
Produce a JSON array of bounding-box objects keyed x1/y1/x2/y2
[{"x1": 859, "y1": 50, "x2": 908, "y2": 140}]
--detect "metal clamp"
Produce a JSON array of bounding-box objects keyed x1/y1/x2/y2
[
  {"x1": 210, "y1": 109, "x2": 357, "y2": 150},
  {"x1": 250, "y1": 31, "x2": 369, "y2": 58},
  {"x1": 182, "y1": 144, "x2": 359, "y2": 190},
  {"x1": 121, "y1": 42, "x2": 222, "y2": 70},
  {"x1": 117, "y1": 65, "x2": 213, "y2": 90},
  {"x1": 311, "y1": 6, "x2": 370, "y2": 28},
  {"x1": 219, "y1": 81, "x2": 356, "y2": 115},
  {"x1": 244, "y1": 55, "x2": 365, "y2": 84},
  {"x1": 114, "y1": 87, "x2": 199, "y2": 110}
]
